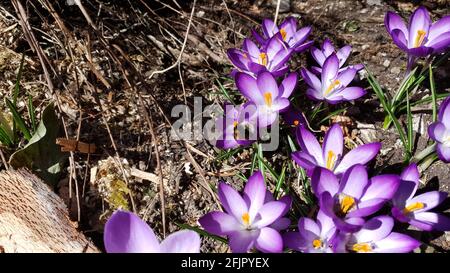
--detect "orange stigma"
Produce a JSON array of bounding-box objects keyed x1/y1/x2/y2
[
  {"x1": 352, "y1": 243, "x2": 372, "y2": 253},
  {"x1": 293, "y1": 120, "x2": 300, "y2": 126},
  {"x1": 242, "y1": 212, "x2": 250, "y2": 226},
  {"x1": 263, "y1": 92, "x2": 273, "y2": 107},
  {"x1": 312, "y1": 239, "x2": 323, "y2": 249},
  {"x1": 325, "y1": 79, "x2": 341, "y2": 96},
  {"x1": 414, "y1": 30, "x2": 427, "y2": 48},
  {"x1": 403, "y1": 202, "x2": 425, "y2": 215},
  {"x1": 259, "y1": 52, "x2": 268, "y2": 66},
  {"x1": 280, "y1": 28, "x2": 287, "y2": 41}
]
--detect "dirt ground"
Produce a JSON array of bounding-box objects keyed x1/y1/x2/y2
[{"x1": 0, "y1": 0, "x2": 449, "y2": 253}]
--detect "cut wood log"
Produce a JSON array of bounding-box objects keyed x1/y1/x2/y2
[{"x1": 0, "y1": 168, "x2": 99, "y2": 253}]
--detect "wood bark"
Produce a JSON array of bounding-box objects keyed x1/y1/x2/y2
[{"x1": 0, "y1": 168, "x2": 99, "y2": 253}]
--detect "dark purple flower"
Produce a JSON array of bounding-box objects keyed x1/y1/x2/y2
[
  {"x1": 199, "y1": 171, "x2": 291, "y2": 253},
  {"x1": 314, "y1": 165, "x2": 400, "y2": 232},
  {"x1": 215, "y1": 103, "x2": 257, "y2": 149},
  {"x1": 301, "y1": 54, "x2": 366, "y2": 104},
  {"x1": 385, "y1": 6, "x2": 450, "y2": 57},
  {"x1": 292, "y1": 124, "x2": 381, "y2": 176},
  {"x1": 282, "y1": 106, "x2": 307, "y2": 129},
  {"x1": 227, "y1": 36, "x2": 293, "y2": 77},
  {"x1": 251, "y1": 17, "x2": 313, "y2": 53},
  {"x1": 334, "y1": 216, "x2": 421, "y2": 253},
  {"x1": 391, "y1": 163, "x2": 450, "y2": 231},
  {"x1": 104, "y1": 210, "x2": 201, "y2": 253},
  {"x1": 310, "y1": 39, "x2": 363, "y2": 74},
  {"x1": 235, "y1": 71, "x2": 295, "y2": 127},
  {"x1": 428, "y1": 96, "x2": 450, "y2": 162},
  {"x1": 283, "y1": 209, "x2": 337, "y2": 253}
]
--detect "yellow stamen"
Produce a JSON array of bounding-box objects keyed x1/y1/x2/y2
[
  {"x1": 324, "y1": 79, "x2": 341, "y2": 96},
  {"x1": 403, "y1": 202, "x2": 425, "y2": 214},
  {"x1": 312, "y1": 239, "x2": 323, "y2": 249},
  {"x1": 233, "y1": 121, "x2": 240, "y2": 139},
  {"x1": 293, "y1": 120, "x2": 300, "y2": 126},
  {"x1": 233, "y1": 121, "x2": 238, "y2": 128},
  {"x1": 326, "y1": 150, "x2": 336, "y2": 170},
  {"x1": 340, "y1": 195, "x2": 355, "y2": 214},
  {"x1": 259, "y1": 52, "x2": 268, "y2": 66},
  {"x1": 414, "y1": 30, "x2": 427, "y2": 48},
  {"x1": 243, "y1": 53, "x2": 248, "y2": 59},
  {"x1": 242, "y1": 212, "x2": 250, "y2": 226},
  {"x1": 280, "y1": 28, "x2": 287, "y2": 41},
  {"x1": 263, "y1": 92, "x2": 273, "y2": 107},
  {"x1": 352, "y1": 243, "x2": 372, "y2": 253}
]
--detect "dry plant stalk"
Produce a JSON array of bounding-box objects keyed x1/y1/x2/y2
[{"x1": 0, "y1": 169, "x2": 98, "y2": 253}]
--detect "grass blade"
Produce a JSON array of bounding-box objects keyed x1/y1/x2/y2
[
  {"x1": 27, "y1": 95, "x2": 37, "y2": 133},
  {"x1": 5, "y1": 98, "x2": 31, "y2": 141},
  {"x1": 429, "y1": 64, "x2": 437, "y2": 123},
  {"x1": 175, "y1": 222, "x2": 228, "y2": 244}
]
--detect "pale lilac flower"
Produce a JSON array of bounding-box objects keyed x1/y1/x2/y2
[
  {"x1": 199, "y1": 171, "x2": 291, "y2": 253},
  {"x1": 428, "y1": 96, "x2": 450, "y2": 162},
  {"x1": 104, "y1": 210, "x2": 201, "y2": 253}
]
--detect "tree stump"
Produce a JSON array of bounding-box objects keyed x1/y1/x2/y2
[{"x1": 0, "y1": 168, "x2": 99, "y2": 253}]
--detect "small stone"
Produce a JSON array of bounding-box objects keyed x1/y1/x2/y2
[
  {"x1": 390, "y1": 66, "x2": 401, "y2": 74},
  {"x1": 361, "y1": 44, "x2": 370, "y2": 50},
  {"x1": 383, "y1": 59, "x2": 391, "y2": 67},
  {"x1": 271, "y1": 0, "x2": 291, "y2": 13}
]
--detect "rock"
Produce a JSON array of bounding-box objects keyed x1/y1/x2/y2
[
  {"x1": 272, "y1": 0, "x2": 291, "y2": 13},
  {"x1": 383, "y1": 59, "x2": 391, "y2": 67},
  {"x1": 390, "y1": 66, "x2": 401, "y2": 74},
  {"x1": 366, "y1": 0, "x2": 382, "y2": 6}
]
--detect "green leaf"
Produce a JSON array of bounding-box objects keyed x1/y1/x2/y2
[
  {"x1": 9, "y1": 103, "x2": 68, "y2": 186},
  {"x1": 175, "y1": 222, "x2": 228, "y2": 244},
  {"x1": 5, "y1": 98, "x2": 31, "y2": 141},
  {"x1": 429, "y1": 64, "x2": 437, "y2": 123}
]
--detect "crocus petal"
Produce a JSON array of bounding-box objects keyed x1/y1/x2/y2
[
  {"x1": 298, "y1": 217, "x2": 321, "y2": 241},
  {"x1": 373, "y1": 232, "x2": 420, "y2": 253},
  {"x1": 407, "y1": 191, "x2": 447, "y2": 212},
  {"x1": 306, "y1": 88, "x2": 324, "y2": 101},
  {"x1": 407, "y1": 46, "x2": 433, "y2": 57},
  {"x1": 438, "y1": 97, "x2": 450, "y2": 128},
  {"x1": 311, "y1": 46, "x2": 326, "y2": 66},
  {"x1": 336, "y1": 45, "x2": 352, "y2": 66},
  {"x1": 410, "y1": 212, "x2": 450, "y2": 231},
  {"x1": 293, "y1": 40, "x2": 314, "y2": 53},
  {"x1": 428, "y1": 121, "x2": 447, "y2": 143},
  {"x1": 354, "y1": 216, "x2": 394, "y2": 243},
  {"x1": 332, "y1": 86, "x2": 366, "y2": 101},
  {"x1": 262, "y1": 18, "x2": 279, "y2": 38},
  {"x1": 270, "y1": 217, "x2": 291, "y2": 231},
  {"x1": 199, "y1": 211, "x2": 241, "y2": 236},
  {"x1": 218, "y1": 182, "x2": 248, "y2": 221},
  {"x1": 300, "y1": 68, "x2": 322, "y2": 91},
  {"x1": 311, "y1": 167, "x2": 340, "y2": 197},
  {"x1": 428, "y1": 15, "x2": 450, "y2": 42},
  {"x1": 322, "y1": 123, "x2": 343, "y2": 168},
  {"x1": 347, "y1": 198, "x2": 386, "y2": 218},
  {"x1": 255, "y1": 227, "x2": 283, "y2": 253},
  {"x1": 360, "y1": 174, "x2": 400, "y2": 201},
  {"x1": 437, "y1": 143, "x2": 450, "y2": 163},
  {"x1": 104, "y1": 210, "x2": 160, "y2": 253},
  {"x1": 160, "y1": 230, "x2": 200, "y2": 253},
  {"x1": 321, "y1": 54, "x2": 340, "y2": 87},
  {"x1": 296, "y1": 126, "x2": 324, "y2": 165},
  {"x1": 385, "y1": 11, "x2": 408, "y2": 35},
  {"x1": 266, "y1": 35, "x2": 284, "y2": 60},
  {"x1": 283, "y1": 232, "x2": 307, "y2": 251},
  {"x1": 336, "y1": 67, "x2": 357, "y2": 87},
  {"x1": 334, "y1": 216, "x2": 365, "y2": 233},
  {"x1": 408, "y1": 6, "x2": 431, "y2": 49},
  {"x1": 390, "y1": 29, "x2": 409, "y2": 51},
  {"x1": 426, "y1": 32, "x2": 450, "y2": 53},
  {"x1": 292, "y1": 151, "x2": 319, "y2": 172},
  {"x1": 317, "y1": 209, "x2": 336, "y2": 238},
  {"x1": 393, "y1": 163, "x2": 419, "y2": 206},
  {"x1": 248, "y1": 62, "x2": 267, "y2": 75},
  {"x1": 339, "y1": 164, "x2": 369, "y2": 199},
  {"x1": 322, "y1": 39, "x2": 335, "y2": 55},
  {"x1": 291, "y1": 26, "x2": 311, "y2": 46},
  {"x1": 280, "y1": 72, "x2": 298, "y2": 98},
  {"x1": 235, "y1": 72, "x2": 264, "y2": 104},
  {"x1": 243, "y1": 38, "x2": 261, "y2": 61},
  {"x1": 254, "y1": 201, "x2": 289, "y2": 228},
  {"x1": 257, "y1": 71, "x2": 279, "y2": 98},
  {"x1": 270, "y1": 47, "x2": 293, "y2": 71},
  {"x1": 228, "y1": 230, "x2": 259, "y2": 253},
  {"x1": 334, "y1": 142, "x2": 381, "y2": 174},
  {"x1": 251, "y1": 28, "x2": 266, "y2": 45},
  {"x1": 227, "y1": 49, "x2": 250, "y2": 70},
  {"x1": 243, "y1": 171, "x2": 267, "y2": 219}
]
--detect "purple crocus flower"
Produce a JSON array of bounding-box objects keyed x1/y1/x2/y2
[
  {"x1": 215, "y1": 102, "x2": 257, "y2": 149},
  {"x1": 301, "y1": 54, "x2": 366, "y2": 104},
  {"x1": 310, "y1": 38, "x2": 363, "y2": 74},
  {"x1": 283, "y1": 209, "x2": 337, "y2": 253},
  {"x1": 428, "y1": 97, "x2": 450, "y2": 162},
  {"x1": 282, "y1": 106, "x2": 307, "y2": 129},
  {"x1": 334, "y1": 216, "x2": 421, "y2": 253},
  {"x1": 104, "y1": 210, "x2": 201, "y2": 253},
  {"x1": 292, "y1": 123, "x2": 381, "y2": 176},
  {"x1": 385, "y1": 6, "x2": 450, "y2": 58},
  {"x1": 199, "y1": 171, "x2": 292, "y2": 253},
  {"x1": 227, "y1": 36, "x2": 293, "y2": 77},
  {"x1": 235, "y1": 71, "x2": 295, "y2": 127},
  {"x1": 391, "y1": 163, "x2": 450, "y2": 231},
  {"x1": 251, "y1": 17, "x2": 313, "y2": 53},
  {"x1": 314, "y1": 165, "x2": 400, "y2": 232}
]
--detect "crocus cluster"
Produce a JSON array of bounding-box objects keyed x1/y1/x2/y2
[{"x1": 215, "y1": 16, "x2": 364, "y2": 149}]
